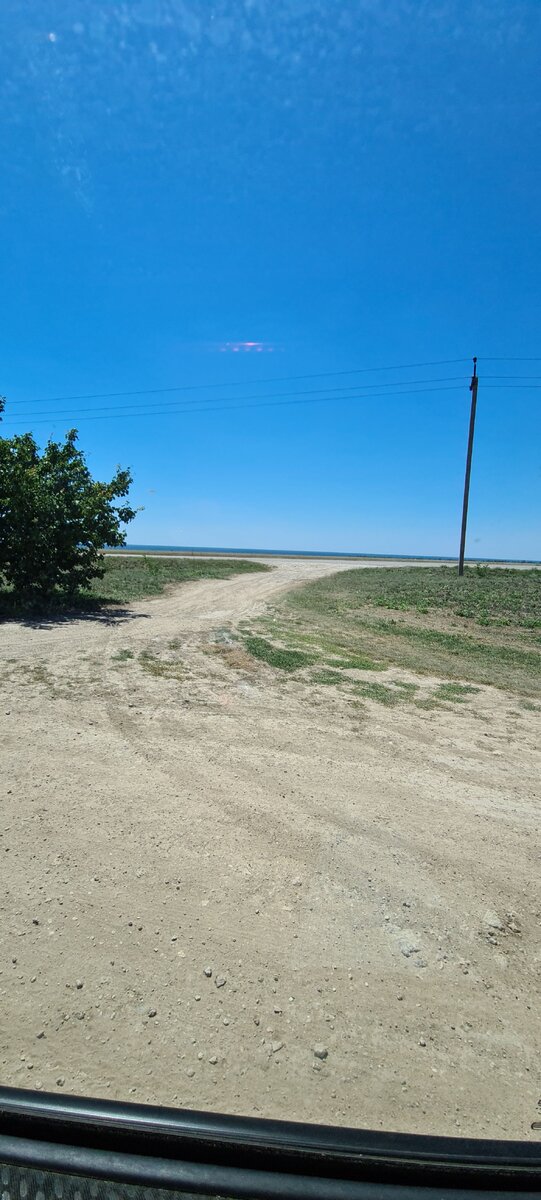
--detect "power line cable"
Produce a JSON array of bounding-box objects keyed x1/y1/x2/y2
[
  {"x1": 2, "y1": 376, "x2": 468, "y2": 422},
  {"x1": 1, "y1": 384, "x2": 467, "y2": 427},
  {"x1": 4, "y1": 359, "x2": 470, "y2": 407}
]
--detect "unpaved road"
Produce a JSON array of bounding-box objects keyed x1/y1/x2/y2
[{"x1": 1, "y1": 558, "x2": 540, "y2": 1140}]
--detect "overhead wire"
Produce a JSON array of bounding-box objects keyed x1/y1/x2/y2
[
  {"x1": 3, "y1": 358, "x2": 471, "y2": 408},
  {"x1": 4, "y1": 357, "x2": 539, "y2": 429},
  {"x1": 2, "y1": 383, "x2": 467, "y2": 426},
  {"x1": 1, "y1": 376, "x2": 469, "y2": 422}
]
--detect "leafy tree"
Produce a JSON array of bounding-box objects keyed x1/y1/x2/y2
[{"x1": 0, "y1": 414, "x2": 137, "y2": 602}]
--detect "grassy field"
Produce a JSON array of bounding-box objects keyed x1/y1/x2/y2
[
  {"x1": 307, "y1": 564, "x2": 541, "y2": 627},
  {"x1": 0, "y1": 554, "x2": 268, "y2": 616},
  {"x1": 242, "y1": 567, "x2": 541, "y2": 698}
]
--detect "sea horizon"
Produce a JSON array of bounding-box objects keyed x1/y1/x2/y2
[{"x1": 121, "y1": 544, "x2": 540, "y2": 565}]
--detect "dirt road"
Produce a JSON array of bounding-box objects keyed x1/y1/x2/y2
[{"x1": 1, "y1": 558, "x2": 540, "y2": 1140}]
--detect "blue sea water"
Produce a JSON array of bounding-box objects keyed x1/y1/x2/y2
[{"x1": 123, "y1": 545, "x2": 538, "y2": 564}]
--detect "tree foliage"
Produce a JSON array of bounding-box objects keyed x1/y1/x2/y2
[{"x1": 0, "y1": 412, "x2": 137, "y2": 601}]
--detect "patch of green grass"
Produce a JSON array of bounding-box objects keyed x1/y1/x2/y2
[
  {"x1": 519, "y1": 698, "x2": 541, "y2": 712},
  {"x1": 244, "y1": 635, "x2": 314, "y2": 672},
  {"x1": 392, "y1": 680, "x2": 420, "y2": 695},
  {"x1": 373, "y1": 619, "x2": 539, "y2": 669},
  {"x1": 315, "y1": 565, "x2": 541, "y2": 629},
  {"x1": 433, "y1": 682, "x2": 481, "y2": 703},
  {"x1": 352, "y1": 681, "x2": 401, "y2": 706},
  {"x1": 310, "y1": 668, "x2": 345, "y2": 685},
  {"x1": 278, "y1": 567, "x2": 541, "y2": 696},
  {"x1": 112, "y1": 648, "x2": 134, "y2": 662},
  {"x1": 139, "y1": 649, "x2": 184, "y2": 680},
  {"x1": 326, "y1": 654, "x2": 383, "y2": 671}
]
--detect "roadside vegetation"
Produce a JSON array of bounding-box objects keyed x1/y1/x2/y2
[
  {"x1": 92, "y1": 556, "x2": 268, "y2": 603},
  {"x1": 0, "y1": 421, "x2": 137, "y2": 606},
  {"x1": 0, "y1": 555, "x2": 268, "y2": 618},
  {"x1": 0, "y1": 399, "x2": 268, "y2": 618},
  {"x1": 311, "y1": 564, "x2": 541, "y2": 627},
  {"x1": 238, "y1": 567, "x2": 541, "y2": 699}
]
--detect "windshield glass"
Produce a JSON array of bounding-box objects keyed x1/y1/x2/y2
[{"x1": 1, "y1": 0, "x2": 540, "y2": 1143}]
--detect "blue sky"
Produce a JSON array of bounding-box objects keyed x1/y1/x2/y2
[{"x1": 1, "y1": 1, "x2": 540, "y2": 558}]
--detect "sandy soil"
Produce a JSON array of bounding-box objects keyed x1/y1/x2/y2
[{"x1": 1, "y1": 558, "x2": 540, "y2": 1141}]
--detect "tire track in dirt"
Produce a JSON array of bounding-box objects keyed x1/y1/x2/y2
[{"x1": 1, "y1": 556, "x2": 540, "y2": 1138}]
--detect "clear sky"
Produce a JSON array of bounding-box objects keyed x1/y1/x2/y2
[{"x1": 1, "y1": 1, "x2": 540, "y2": 558}]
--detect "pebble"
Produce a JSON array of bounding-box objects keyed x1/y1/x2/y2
[
  {"x1": 223, "y1": 1018, "x2": 230, "y2": 1026},
  {"x1": 36, "y1": 1031, "x2": 45, "y2": 1039},
  {"x1": 209, "y1": 1055, "x2": 218, "y2": 1065},
  {"x1": 148, "y1": 1008, "x2": 157, "y2": 1018},
  {"x1": 215, "y1": 976, "x2": 226, "y2": 988},
  {"x1": 195, "y1": 995, "x2": 201, "y2": 1001},
  {"x1": 271, "y1": 1041, "x2": 284, "y2": 1053},
  {"x1": 186, "y1": 1068, "x2": 195, "y2": 1078},
  {"x1": 76, "y1": 979, "x2": 83, "y2": 989},
  {"x1": 273, "y1": 1006, "x2": 282, "y2": 1014},
  {"x1": 313, "y1": 1045, "x2": 328, "y2": 1060},
  {"x1": 419, "y1": 1037, "x2": 427, "y2": 1047},
  {"x1": 32, "y1": 919, "x2": 39, "y2": 926},
  {"x1": 484, "y1": 912, "x2": 504, "y2": 931},
  {"x1": 56, "y1": 1077, "x2": 65, "y2": 1086},
  {"x1": 399, "y1": 942, "x2": 420, "y2": 958},
  {"x1": 254, "y1": 1017, "x2": 260, "y2": 1026},
  {"x1": 204, "y1": 967, "x2": 212, "y2": 977}
]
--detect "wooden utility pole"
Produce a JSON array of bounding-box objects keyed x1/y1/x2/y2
[{"x1": 458, "y1": 357, "x2": 478, "y2": 576}]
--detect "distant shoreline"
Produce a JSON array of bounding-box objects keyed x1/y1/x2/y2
[{"x1": 106, "y1": 544, "x2": 540, "y2": 566}]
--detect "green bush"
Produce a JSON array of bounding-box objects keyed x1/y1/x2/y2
[{"x1": 0, "y1": 422, "x2": 136, "y2": 603}]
